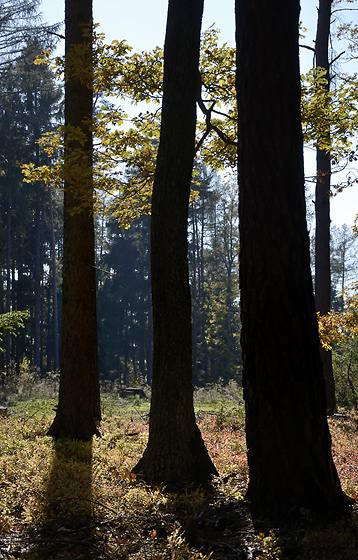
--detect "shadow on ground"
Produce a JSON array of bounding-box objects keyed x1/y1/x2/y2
[{"x1": 25, "y1": 439, "x2": 96, "y2": 559}]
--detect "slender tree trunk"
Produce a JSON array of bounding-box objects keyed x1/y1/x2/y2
[
  {"x1": 236, "y1": 0, "x2": 348, "y2": 522},
  {"x1": 34, "y1": 185, "x2": 42, "y2": 373},
  {"x1": 315, "y1": 0, "x2": 336, "y2": 414},
  {"x1": 48, "y1": 189, "x2": 60, "y2": 372},
  {"x1": 5, "y1": 201, "x2": 11, "y2": 374},
  {"x1": 48, "y1": 0, "x2": 100, "y2": 440},
  {"x1": 191, "y1": 211, "x2": 198, "y2": 385},
  {"x1": 132, "y1": 0, "x2": 217, "y2": 487}
]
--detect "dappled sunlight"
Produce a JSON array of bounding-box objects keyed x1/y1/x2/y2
[{"x1": 1, "y1": 395, "x2": 358, "y2": 558}]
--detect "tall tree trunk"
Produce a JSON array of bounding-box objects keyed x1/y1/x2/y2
[
  {"x1": 191, "y1": 211, "x2": 198, "y2": 385},
  {"x1": 48, "y1": 0, "x2": 100, "y2": 440},
  {"x1": 132, "y1": 0, "x2": 217, "y2": 487},
  {"x1": 34, "y1": 185, "x2": 42, "y2": 373},
  {"x1": 236, "y1": 0, "x2": 348, "y2": 522},
  {"x1": 48, "y1": 189, "x2": 60, "y2": 372},
  {"x1": 5, "y1": 200, "x2": 11, "y2": 374},
  {"x1": 315, "y1": 0, "x2": 336, "y2": 414}
]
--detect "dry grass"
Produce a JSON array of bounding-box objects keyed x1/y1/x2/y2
[{"x1": 0, "y1": 388, "x2": 358, "y2": 559}]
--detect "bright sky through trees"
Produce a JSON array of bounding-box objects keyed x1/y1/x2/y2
[{"x1": 39, "y1": 0, "x2": 358, "y2": 227}]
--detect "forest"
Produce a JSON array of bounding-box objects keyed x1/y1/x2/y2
[{"x1": 2, "y1": 0, "x2": 358, "y2": 558}]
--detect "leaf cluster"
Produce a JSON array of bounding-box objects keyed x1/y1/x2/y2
[
  {"x1": 318, "y1": 282, "x2": 358, "y2": 350},
  {"x1": 22, "y1": 26, "x2": 358, "y2": 227},
  {"x1": 301, "y1": 67, "x2": 358, "y2": 162},
  {"x1": 0, "y1": 310, "x2": 29, "y2": 343}
]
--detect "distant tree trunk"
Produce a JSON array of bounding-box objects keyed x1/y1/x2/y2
[
  {"x1": 236, "y1": 0, "x2": 348, "y2": 522},
  {"x1": 132, "y1": 0, "x2": 217, "y2": 486},
  {"x1": 48, "y1": 0, "x2": 100, "y2": 440},
  {"x1": 191, "y1": 211, "x2": 198, "y2": 386},
  {"x1": 48, "y1": 188, "x2": 60, "y2": 372},
  {"x1": 146, "y1": 304, "x2": 153, "y2": 386},
  {"x1": 34, "y1": 185, "x2": 42, "y2": 374},
  {"x1": 5, "y1": 200, "x2": 11, "y2": 374},
  {"x1": 315, "y1": 0, "x2": 336, "y2": 414}
]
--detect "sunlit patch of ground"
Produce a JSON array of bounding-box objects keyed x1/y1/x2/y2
[{"x1": 0, "y1": 392, "x2": 358, "y2": 559}]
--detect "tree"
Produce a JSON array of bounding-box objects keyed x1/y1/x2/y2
[
  {"x1": 47, "y1": 0, "x2": 101, "y2": 440},
  {"x1": 0, "y1": 38, "x2": 61, "y2": 373},
  {"x1": 331, "y1": 224, "x2": 358, "y2": 303},
  {"x1": 0, "y1": 0, "x2": 59, "y2": 66},
  {"x1": 96, "y1": 215, "x2": 152, "y2": 385},
  {"x1": 236, "y1": 0, "x2": 348, "y2": 522},
  {"x1": 188, "y1": 172, "x2": 241, "y2": 385},
  {"x1": 132, "y1": 0, "x2": 217, "y2": 486},
  {"x1": 314, "y1": 0, "x2": 337, "y2": 414}
]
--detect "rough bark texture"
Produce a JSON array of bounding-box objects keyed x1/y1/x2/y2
[
  {"x1": 47, "y1": 0, "x2": 100, "y2": 441},
  {"x1": 132, "y1": 0, "x2": 217, "y2": 487},
  {"x1": 315, "y1": 0, "x2": 337, "y2": 414},
  {"x1": 236, "y1": 0, "x2": 348, "y2": 522}
]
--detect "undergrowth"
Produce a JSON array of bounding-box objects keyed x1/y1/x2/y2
[{"x1": 0, "y1": 382, "x2": 357, "y2": 558}]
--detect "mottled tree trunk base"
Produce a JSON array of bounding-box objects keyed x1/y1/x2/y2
[
  {"x1": 47, "y1": 413, "x2": 101, "y2": 441},
  {"x1": 132, "y1": 425, "x2": 218, "y2": 489}
]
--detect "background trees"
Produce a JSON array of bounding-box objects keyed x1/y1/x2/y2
[
  {"x1": 2, "y1": 0, "x2": 358, "y2": 416},
  {"x1": 0, "y1": 38, "x2": 61, "y2": 375},
  {"x1": 189, "y1": 171, "x2": 240, "y2": 385}
]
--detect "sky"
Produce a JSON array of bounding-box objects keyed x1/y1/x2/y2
[{"x1": 39, "y1": 0, "x2": 358, "y2": 229}]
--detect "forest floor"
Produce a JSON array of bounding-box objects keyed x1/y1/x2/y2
[{"x1": 0, "y1": 383, "x2": 358, "y2": 559}]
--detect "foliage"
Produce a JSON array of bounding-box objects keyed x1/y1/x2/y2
[
  {"x1": 317, "y1": 280, "x2": 358, "y2": 408},
  {"x1": 22, "y1": 28, "x2": 237, "y2": 227},
  {"x1": 332, "y1": 339, "x2": 358, "y2": 408},
  {"x1": 318, "y1": 282, "x2": 358, "y2": 350},
  {"x1": 301, "y1": 67, "x2": 358, "y2": 165},
  {"x1": 0, "y1": 310, "x2": 29, "y2": 341},
  {"x1": 22, "y1": 24, "x2": 358, "y2": 230}
]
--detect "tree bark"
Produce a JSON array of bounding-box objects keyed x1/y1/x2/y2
[
  {"x1": 34, "y1": 185, "x2": 42, "y2": 374},
  {"x1": 132, "y1": 0, "x2": 217, "y2": 487},
  {"x1": 236, "y1": 0, "x2": 348, "y2": 522},
  {"x1": 5, "y1": 199, "x2": 11, "y2": 374},
  {"x1": 48, "y1": 188, "x2": 60, "y2": 372},
  {"x1": 48, "y1": 0, "x2": 100, "y2": 440},
  {"x1": 315, "y1": 0, "x2": 337, "y2": 414}
]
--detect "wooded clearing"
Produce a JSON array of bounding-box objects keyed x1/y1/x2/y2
[{"x1": 0, "y1": 384, "x2": 358, "y2": 559}]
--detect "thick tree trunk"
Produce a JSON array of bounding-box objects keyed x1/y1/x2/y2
[
  {"x1": 48, "y1": 0, "x2": 100, "y2": 440},
  {"x1": 236, "y1": 0, "x2": 348, "y2": 522},
  {"x1": 132, "y1": 0, "x2": 217, "y2": 487},
  {"x1": 315, "y1": 0, "x2": 337, "y2": 414}
]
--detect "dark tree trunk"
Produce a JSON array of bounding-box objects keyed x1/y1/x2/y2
[
  {"x1": 236, "y1": 0, "x2": 348, "y2": 522},
  {"x1": 315, "y1": 0, "x2": 336, "y2": 414},
  {"x1": 132, "y1": 0, "x2": 217, "y2": 487},
  {"x1": 5, "y1": 200, "x2": 12, "y2": 373},
  {"x1": 48, "y1": 189, "x2": 60, "y2": 372},
  {"x1": 48, "y1": 0, "x2": 100, "y2": 440},
  {"x1": 191, "y1": 211, "x2": 198, "y2": 386},
  {"x1": 34, "y1": 185, "x2": 42, "y2": 374}
]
